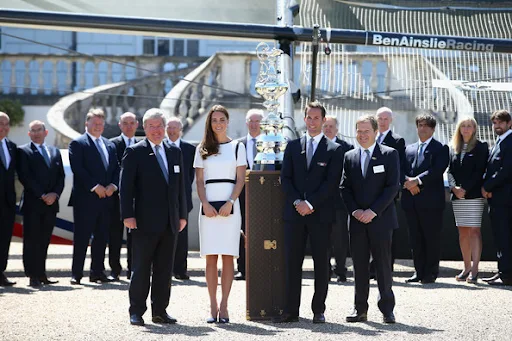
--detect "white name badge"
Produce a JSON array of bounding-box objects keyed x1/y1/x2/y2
[
  {"x1": 174, "y1": 165, "x2": 180, "y2": 173},
  {"x1": 373, "y1": 165, "x2": 385, "y2": 173}
]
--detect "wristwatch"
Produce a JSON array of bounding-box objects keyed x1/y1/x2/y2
[
  {"x1": 293, "y1": 199, "x2": 301, "y2": 207},
  {"x1": 228, "y1": 198, "x2": 235, "y2": 204}
]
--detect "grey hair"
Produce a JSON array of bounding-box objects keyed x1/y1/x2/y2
[
  {"x1": 376, "y1": 107, "x2": 393, "y2": 117},
  {"x1": 0, "y1": 112, "x2": 10, "y2": 122},
  {"x1": 245, "y1": 109, "x2": 264, "y2": 121},
  {"x1": 325, "y1": 115, "x2": 338, "y2": 126},
  {"x1": 167, "y1": 116, "x2": 183, "y2": 129},
  {"x1": 143, "y1": 108, "x2": 166, "y2": 127},
  {"x1": 29, "y1": 120, "x2": 46, "y2": 130},
  {"x1": 119, "y1": 112, "x2": 137, "y2": 122}
]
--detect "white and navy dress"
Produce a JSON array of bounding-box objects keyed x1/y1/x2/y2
[
  {"x1": 448, "y1": 143, "x2": 486, "y2": 228},
  {"x1": 193, "y1": 140, "x2": 247, "y2": 257}
]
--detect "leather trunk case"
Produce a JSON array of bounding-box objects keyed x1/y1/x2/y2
[{"x1": 245, "y1": 170, "x2": 286, "y2": 320}]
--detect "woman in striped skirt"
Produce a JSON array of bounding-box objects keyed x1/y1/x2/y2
[{"x1": 447, "y1": 117, "x2": 488, "y2": 284}]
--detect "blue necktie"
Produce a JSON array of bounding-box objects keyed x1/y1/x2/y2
[
  {"x1": 307, "y1": 138, "x2": 314, "y2": 169},
  {"x1": 363, "y1": 149, "x2": 371, "y2": 177},
  {"x1": 417, "y1": 142, "x2": 426, "y2": 165},
  {"x1": 154, "y1": 145, "x2": 169, "y2": 183},
  {"x1": 95, "y1": 138, "x2": 108, "y2": 170},
  {"x1": 40, "y1": 144, "x2": 51, "y2": 167}
]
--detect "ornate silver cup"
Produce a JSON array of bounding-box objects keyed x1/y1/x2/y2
[{"x1": 253, "y1": 43, "x2": 289, "y2": 171}]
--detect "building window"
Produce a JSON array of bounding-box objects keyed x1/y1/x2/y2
[
  {"x1": 143, "y1": 37, "x2": 155, "y2": 55},
  {"x1": 187, "y1": 40, "x2": 199, "y2": 57},
  {"x1": 173, "y1": 40, "x2": 184, "y2": 57},
  {"x1": 157, "y1": 39, "x2": 170, "y2": 56}
]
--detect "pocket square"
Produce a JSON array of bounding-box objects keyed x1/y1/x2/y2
[
  {"x1": 149, "y1": 153, "x2": 155, "y2": 156},
  {"x1": 317, "y1": 162, "x2": 327, "y2": 166}
]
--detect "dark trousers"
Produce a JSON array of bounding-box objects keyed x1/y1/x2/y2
[
  {"x1": 129, "y1": 227, "x2": 177, "y2": 316},
  {"x1": 22, "y1": 209, "x2": 56, "y2": 278},
  {"x1": 405, "y1": 208, "x2": 444, "y2": 279},
  {"x1": 330, "y1": 209, "x2": 349, "y2": 276},
  {"x1": 489, "y1": 205, "x2": 512, "y2": 280},
  {"x1": 370, "y1": 202, "x2": 400, "y2": 273},
  {"x1": 109, "y1": 211, "x2": 124, "y2": 276},
  {"x1": 173, "y1": 219, "x2": 189, "y2": 275},
  {"x1": 0, "y1": 205, "x2": 15, "y2": 273},
  {"x1": 71, "y1": 206, "x2": 109, "y2": 279},
  {"x1": 284, "y1": 221, "x2": 331, "y2": 315},
  {"x1": 350, "y1": 223, "x2": 395, "y2": 315},
  {"x1": 126, "y1": 228, "x2": 133, "y2": 275}
]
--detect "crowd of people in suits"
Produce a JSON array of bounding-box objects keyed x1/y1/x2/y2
[{"x1": 0, "y1": 102, "x2": 511, "y2": 326}]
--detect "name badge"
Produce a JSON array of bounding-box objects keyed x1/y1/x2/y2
[
  {"x1": 373, "y1": 165, "x2": 385, "y2": 173},
  {"x1": 174, "y1": 165, "x2": 180, "y2": 173}
]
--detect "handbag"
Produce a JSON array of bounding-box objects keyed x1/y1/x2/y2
[{"x1": 202, "y1": 201, "x2": 234, "y2": 215}]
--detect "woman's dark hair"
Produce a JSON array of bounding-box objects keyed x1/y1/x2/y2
[{"x1": 199, "y1": 105, "x2": 229, "y2": 159}]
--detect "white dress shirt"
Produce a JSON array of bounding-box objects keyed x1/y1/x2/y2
[
  {"x1": 168, "y1": 137, "x2": 181, "y2": 149},
  {"x1": 87, "y1": 132, "x2": 109, "y2": 166},
  {"x1": 246, "y1": 133, "x2": 260, "y2": 170},
  {"x1": 377, "y1": 129, "x2": 391, "y2": 144},
  {"x1": 0, "y1": 138, "x2": 11, "y2": 168},
  {"x1": 122, "y1": 133, "x2": 136, "y2": 147},
  {"x1": 360, "y1": 142, "x2": 377, "y2": 175},
  {"x1": 414, "y1": 136, "x2": 433, "y2": 185},
  {"x1": 149, "y1": 139, "x2": 169, "y2": 171},
  {"x1": 34, "y1": 142, "x2": 51, "y2": 161}
]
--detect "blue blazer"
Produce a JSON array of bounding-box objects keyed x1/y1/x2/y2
[
  {"x1": 176, "y1": 140, "x2": 196, "y2": 213},
  {"x1": 341, "y1": 144, "x2": 400, "y2": 234},
  {"x1": 401, "y1": 138, "x2": 449, "y2": 210},
  {"x1": 68, "y1": 133, "x2": 119, "y2": 208},
  {"x1": 17, "y1": 143, "x2": 65, "y2": 213},
  {"x1": 379, "y1": 131, "x2": 406, "y2": 185},
  {"x1": 483, "y1": 133, "x2": 512, "y2": 207},
  {"x1": 334, "y1": 136, "x2": 354, "y2": 211},
  {"x1": 448, "y1": 140, "x2": 488, "y2": 200},
  {"x1": 281, "y1": 135, "x2": 344, "y2": 224},
  {"x1": 120, "y1": 139, "x2": 187, "y2": 234}
]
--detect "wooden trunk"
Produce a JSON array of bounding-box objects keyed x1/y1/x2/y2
[{"x1": 245, "y1": 170, "x2": 286, "y2": 320}]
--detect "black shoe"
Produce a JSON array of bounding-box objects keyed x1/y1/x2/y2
[
  {"x1": 130, "y1": 314, "x2": 145, "y2": 326},
  {"x1": 383, "y1": 313, "x2": 396, "y2": 324},
  {"x1": 336, "y1": 274, "x2": 347, "y2": 283},
  {"x1": 40, "y1": 276, "x2": 59, "y2": 285},
  {"x1": 272, "y1": 313, "x2": 299, "y2": 323},
  {"x1": 70, "y1": 277, "x2": 81, "y2": 285},
  {"x1": 0, "y1": 274, "x2": 16, "y2": 286},
  {"x1": 174, "y1": 273, "x2": 190, "y2": 280},
  {"x1": 29, "y1": 278, "x2": 41, "y2": 287},
  {"x1": 206, "y1": 316, "x2": 217, "y2": 324},
  {"x1": 369, "y1": 272, "x2": 376, "y2": 280},
  {"x1": 126, "y1": 271, "x2": 132, "y2": 280},
  {"x1": 234, "y1": 272, "x2": 245, "y2": 281},
  {"x1": 421, "y1": 277, "x2": 436, "y2": 284},
  {"x1": 346, "y1": 310, "x2": 367, "y2": 323},
  {"x1": 110, "y1": 273, "x2": 121, "y2": 281},
  {"x1": 89, "y1": 273, "x2": 115, "y2": 283},
  {"x1": 152, "y1": 313, "x2": 177, "y2": 324},
  {"x1": 218, "y1": 317, "x2": 230, "y2": 324},
  {"x1": 405, "y1": 274, "x2": 421, "y2": 283},
  {"x1": 313, "y1": 313, "x2": 325, "y2": 323},
  {"x1": 487, "y1": 277, "x2": 512, "y2": 286},
  {"x1": 455, "y1": 270, "x2": 470, "y2": 282},
  {"x1": 482, "y1": 273, "x2": 500, "y2": 283}
]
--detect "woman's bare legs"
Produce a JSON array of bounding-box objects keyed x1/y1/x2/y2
[
  {"x1": 469, "y1": 227, "x2": 482, "y2": 276},
  {"x1": 219, "y1": 255, "x2": 234, "y2": 319},
  {"x1": 206, "y1": 255, "x2": 219, "y2": 318},
  {"x1": 457, "y1": 226, "x2": 472, "y2": 277}
]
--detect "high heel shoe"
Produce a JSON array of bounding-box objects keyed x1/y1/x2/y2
[
  {"x1": 466, "y1": 272, "x2": 478, "y2": 284},
  {"x1": 218, "y1": 317, "x2": 230, "y2": 324},
  {"x1": 455, "y1": 270, "x2": 470, "y2": 281},
  {"x1": 206, "y1": 316, "x2": 217, "y2": 324}
]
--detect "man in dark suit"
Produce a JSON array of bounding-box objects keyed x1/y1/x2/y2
[
  {"x1": 481, "y1": 109, "x2": 512, "y2": 286},
  {"x1": 109, "y1": 112, "x2": 139, "y2": 280},
  {"x1": 121, "y1": 109, "x2": 187, "y2": 326},
  {"x1": 369, "y1": 107, "x2": 406, "y2": 278},
  {"x1": 235, "y1": 108, "x2": 264, "y2": 281},
  {"x1": 17, "y1": 120, "x2": 65, "y2": 287},
  {"x1": 322, "y1": 115, "x2": 354, "y2": 283},
  {"x1": 166, "y1": 116, "x2": 196, "y2": 280},
  {"x1": 0, "y1": 112, "x2": 17, "y2": 287},
  {"x1": 402, "y1": 113, "x2": 449, "y2": 284},
  {"x1": 275, "y1": 102, "x2": 343, "y2": 324},
  {"x1": 341, "y1": 114, "x2": 400, "y2": 324},
  {"x1": 68, "y1": 109, "x2": 120, "y2": 285}
]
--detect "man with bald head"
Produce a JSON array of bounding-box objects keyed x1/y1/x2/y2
[
  {"x1": 0, "y1": 112, "x2": 17, "y2": 287},
  {"x1": 322, "y1": 115, "x2": 354, "y2": 282},
  {"x1": 17, "y1": 120, "x2": 65, "y2": 287},
  {"x1": 109, "y1": 112, "x2": 139, "y2": 280},
  {"x1": 369, "y1": 107, "x2": 406, "y2": 277},
  {"x1": 166, "y1": 117, "x2": 196, "y2": 280},
  {"x1": 235, "y1": 108, "x2": 264, "y2": 280}
]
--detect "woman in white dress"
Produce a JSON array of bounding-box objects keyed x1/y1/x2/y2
[{"x1": 193, "y1": 105, "x2": 247, "y2": 323}]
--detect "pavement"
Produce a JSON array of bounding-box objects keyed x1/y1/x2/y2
[{"x1": 1, "y1": 242, "x2": 511, "y2": 341}]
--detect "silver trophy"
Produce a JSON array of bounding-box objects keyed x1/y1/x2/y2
[{"x1": 253, "y1": 43, "x2": 289, "y2": 171}]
